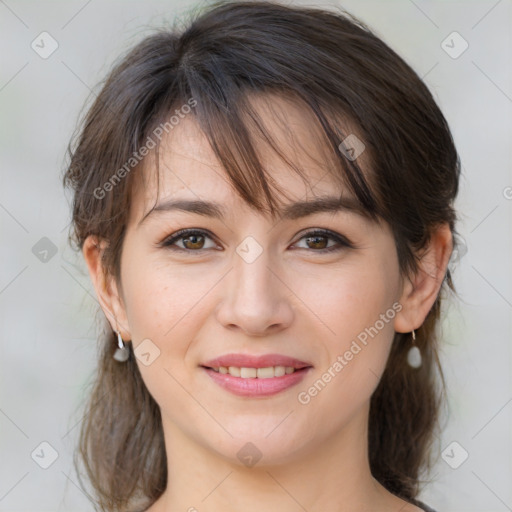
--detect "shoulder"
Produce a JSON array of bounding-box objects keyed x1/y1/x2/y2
[{"x1": 412, "y1": 499, "x2": 438, "y2": 512}]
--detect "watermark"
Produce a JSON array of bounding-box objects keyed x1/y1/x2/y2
[
  {"x1": 503, "y1": 186, "x2": 512, "y2": 200},
  {"x1": 236, "y1": 236, "x2": 264, "y2": 263},
  {"x1": 31, "y1": 31, "x2": 59, "y2": 59},
  {"x1": 297, "y1": 301, "x2": 402, "y2": 405},
  {"x1": 32, "y1": 236, "x2": 58, "y2": 263},
  {"x1": 441, "y1": 441, "x2": 469, "y2": 469},
  {"x1": 134, "y1": 338, "x2": 161, "y2": 366},
  {"x1": 237, "y1": 441, "x2": 263, "y2": 467},
  {"x1": 338, "y1": 133, "x2": 366, "y2": 161},
  {"x1": 31, "y1": 441, "x2": 59, "y2": 469},
  {"x1": 441, "y1": 31, "x2": 469, "y2": 59},
  {"x1": 93, "y1": 97, "x2": 197, "y2": 199}
]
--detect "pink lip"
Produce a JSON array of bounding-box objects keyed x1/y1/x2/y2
[
  {"x1": 202, "y1": 367, "x2": 312, "y2": 397},
  {"x1": 200, "y1": 353, "x2": 313, "y2": 398},
  {"x1": 202, "y1": 353, "x2": 312, "y2": 369}
]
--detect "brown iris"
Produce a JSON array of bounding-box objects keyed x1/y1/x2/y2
[
  {"x1": 305, "y1": 235, "x2": 328, "y2": 250},
  {"x1": 182, "y1": 234, "x2": 205, "y2": 250}
]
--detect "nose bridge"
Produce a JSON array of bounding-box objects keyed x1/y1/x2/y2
[
  {"x1": 216, "y1": 237, "x2": 293, "y2": 335},
  {"x1": 234, "y1": 242, "x2": 274, "y2": 300}
]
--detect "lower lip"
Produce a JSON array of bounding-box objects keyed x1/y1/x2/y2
[{"x1": 202, "y1": 367, "x2": 312, "y2": 397}]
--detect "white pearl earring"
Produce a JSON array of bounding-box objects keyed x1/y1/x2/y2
[
  {"x1": 113, "y1": 330, "x2": 130, "y2": 362},
  {"x1": 407, "y1": 329, "x2": 422, "y2": 368}
]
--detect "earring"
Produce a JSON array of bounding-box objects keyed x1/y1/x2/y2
[
  {"x1": 406, "y1": 329, "x2": 422, "y2": 368},
  {"x1": 113, "y1": 330, "x2": 130, "y2": 362}
]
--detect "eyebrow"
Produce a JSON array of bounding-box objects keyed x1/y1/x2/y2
[{"x1": 138, "y1": 196, "x2": 370, "y2": 227}]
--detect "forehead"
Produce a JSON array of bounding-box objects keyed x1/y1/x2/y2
[{"x1": 130, "y1": 93, "x2": 362, "y2": 221}]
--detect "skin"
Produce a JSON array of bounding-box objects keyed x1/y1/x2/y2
[{"x1": 83, "y1": 94, "x2": 452, "y2": 512}]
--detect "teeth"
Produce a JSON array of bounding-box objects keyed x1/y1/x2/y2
[
  {"x1": 240, "y1": 367, "x2": 257, "y2": 378},
  {"x1": 257, "y1": 367, "x2": 274, "y2": 379},
  {"x1": 274, "y1": 366, "x2": 286, "y2": 377},
  {"x1": 213, "y1": 366, "x2": 297, "y2": 378},
  {"x1": 228, "y1": 366, "x2": 240, "y2": 377}
]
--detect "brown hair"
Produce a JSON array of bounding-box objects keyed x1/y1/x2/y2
[{"x1": 63, "y1": 1, "x2": 460, "y2": 510}]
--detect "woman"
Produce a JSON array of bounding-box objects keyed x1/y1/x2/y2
[{"x1": 63, "y1": 1, "x2": 460, "y2": 511}]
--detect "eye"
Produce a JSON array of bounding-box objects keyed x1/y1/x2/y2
[
  {"x1": 159, "y1": 228, "x2": 353, "y2": 254},
  {"x1": 160, "y1": 229, "x2": 218, "y2": 251},
  {"x1": 293, "y1": 229, "x2": 353, "y2": 253}
]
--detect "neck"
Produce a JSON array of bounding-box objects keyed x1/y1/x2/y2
[{"x1": 153, "y1": 403, "x2": 401, "y2": 512}]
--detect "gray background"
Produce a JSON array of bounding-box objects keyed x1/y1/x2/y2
[{"x1": 1, "y1": 0, "x2": 511, "y2": 511}]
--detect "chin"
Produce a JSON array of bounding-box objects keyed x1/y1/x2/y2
[{"x1": 201, "y1": 424, "x2": 313, "y2": 468}]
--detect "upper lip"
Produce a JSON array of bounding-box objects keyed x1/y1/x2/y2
[{"x1": 202, "y1": 353, "x2": 312, "y2": 369}]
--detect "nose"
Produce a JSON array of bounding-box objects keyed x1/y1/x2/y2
[{"x1": 215, "y1": 249, "x2": 294, "y2": 336}]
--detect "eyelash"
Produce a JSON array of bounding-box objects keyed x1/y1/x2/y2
[{"x1": 159, "y1": 228, "x2": 353, "y2": 254}]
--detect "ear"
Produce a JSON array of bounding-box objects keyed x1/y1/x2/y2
[
  {"x1": 82, "y1": 235, "x2": 131, "y2": 340},
  {"x1": 394, "y1": 223, "x2": 453, "y2": 334}
]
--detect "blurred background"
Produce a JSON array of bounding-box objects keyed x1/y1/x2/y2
[{"x1": 0, "y1": 0, "x2": 511, "y2": 510}]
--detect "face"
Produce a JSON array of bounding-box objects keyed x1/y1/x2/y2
[{"x1": 112, "y1": 95, "x2": 405, "y2": 465}]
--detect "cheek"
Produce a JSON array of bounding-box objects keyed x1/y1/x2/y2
[
  {"x1": 300, "y1": 260, "x2": 398, "y2": 342},
  {"x1": 295, "y1": 272, "x2": 398, "y2": 434},
  {"x1": 120, "y1": 248, "x2": 216, "y2": 353},
  {"x1": 297, "y1": 253, "x2": 400, "y2": 393},
  {"x1": 119, "y1": 251, "x2": 213, "y2": 405}
]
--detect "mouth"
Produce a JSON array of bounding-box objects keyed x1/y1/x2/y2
[
  {"x1": 203, "y1": 365, "x2": 306, "y2": 378},
  {"x1": 200, "y1": 353, "x2": 313, "y2": 397}
]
